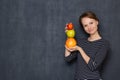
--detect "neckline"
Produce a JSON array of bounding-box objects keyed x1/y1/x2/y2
[{"x1": 87, "y1": 38, "x2": 102, "y2": 43}]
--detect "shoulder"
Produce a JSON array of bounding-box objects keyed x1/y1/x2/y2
[
  {"x1": 101, "y1": 38, "x2": 109, "y2": 45},
  {"x1": 100, "y1": 38, "x2": 110, "y2": 49}
]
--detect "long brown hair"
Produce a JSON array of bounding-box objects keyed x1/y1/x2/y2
[{"x1": 79, "y1": 11, "x2": 99, "y2": 26}]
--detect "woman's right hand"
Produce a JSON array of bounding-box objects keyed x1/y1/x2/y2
[{"x1": 65, "y1": 23, "x2": 68, "y2": 33}]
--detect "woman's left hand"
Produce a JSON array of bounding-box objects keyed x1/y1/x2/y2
[{"x1": 65, "y1": 45, "x2": 81, "y2": 52}]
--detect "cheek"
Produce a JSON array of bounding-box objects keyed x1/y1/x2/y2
[
  {"x1": 93, "y1": 23, "x2": 98, "y2": 29},
  {"x1": 93, "y1": 25, "x2": 98, "y2": 31},
  {"x1": 84, "y1": 27, "x2": 88, "y2": 32}
]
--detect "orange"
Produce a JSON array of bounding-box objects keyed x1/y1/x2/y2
[{"x1": 65, "y1": 38, "x2": 77, "y2": 48}]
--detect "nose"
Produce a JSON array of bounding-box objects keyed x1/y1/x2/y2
[{"x1": 87, "y1": 25, "x2": 91, "y2": 29}]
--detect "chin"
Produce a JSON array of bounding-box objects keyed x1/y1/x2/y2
[{"x1": 88, "y1": 32, "x2": 96, "y2": 35}]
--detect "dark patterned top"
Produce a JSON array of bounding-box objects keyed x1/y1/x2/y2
[{"x1": 64, "y1": 38, "x2": 109, "y2": 80}]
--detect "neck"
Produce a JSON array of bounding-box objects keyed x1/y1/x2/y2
[{"x1": 88, "y1": 31, "x2": 101, "y2": 41}]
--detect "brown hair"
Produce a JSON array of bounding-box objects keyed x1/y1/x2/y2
[{"x1": 79, "y1": 11, "x2": 99, "y2": 26}]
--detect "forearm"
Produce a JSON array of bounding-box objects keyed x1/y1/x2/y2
[
  {"x1": 77, "y1": 47, "x2": 90, "y2": 64},
  {"x1": 64, "y1": 49, "x2": 77, "y2": 62}
]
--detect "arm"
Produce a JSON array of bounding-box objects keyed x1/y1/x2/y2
[
  {"x1": 64, "y1": 49, "x2": 77, "y2": 62},
  {"x1": 86, "y1": 45, "x2": 109, "y2": 71},
  {"x1": 66, "y1": 46, "x2": 90, "y2": 63},
  {"x1": 70, "y1": 43, "x2": 109, "y2": 71},
  {"x1": 77, "y1": 47, "x2": 90, "y2": 64}
]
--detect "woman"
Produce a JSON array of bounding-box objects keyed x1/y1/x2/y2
[{"x1": 64, "y1": 11, "x2": 109, "y2": 80}]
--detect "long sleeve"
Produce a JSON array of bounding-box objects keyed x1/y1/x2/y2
[
  {"x1": 64, "y1": 51, "x2": 77, "y2": 62},
  {"x1": 70, "y1": 38, "x2": 110, "y2": 79},
  {"x1": 87, "y1": 43, "x2": 109, "y2": 71}
]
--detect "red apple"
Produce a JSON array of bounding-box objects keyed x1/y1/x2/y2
[{"x1": 67, "y1": 23, "x2": 73, "y2": 30}]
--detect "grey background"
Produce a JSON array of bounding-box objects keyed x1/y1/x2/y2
[{"x1": 0, "y1": 0, "x2": 120, "y2": 80}]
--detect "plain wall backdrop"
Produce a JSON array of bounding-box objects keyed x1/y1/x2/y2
[{"x1": 0, "y1": 0, "x2": 120, "y2": 80}]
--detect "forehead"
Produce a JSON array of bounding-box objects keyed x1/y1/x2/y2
[{"x1": 81, "y1": 17, "x2": 95, "y2": 24}]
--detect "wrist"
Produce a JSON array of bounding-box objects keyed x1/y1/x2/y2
[
  {"x1": 77, "y1": 46, "x2": 82, "y2": 51},
  {"x1": 65, "y1": 49, "x2": 71, "y2": 57}
]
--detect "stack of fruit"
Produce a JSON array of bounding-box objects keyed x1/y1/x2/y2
[{"x1": 65, "y1": 23, "x2": 77, "y2": 48}]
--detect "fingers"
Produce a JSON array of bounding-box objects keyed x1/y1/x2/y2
[
  {"x1": 65, "y1": 45, "x2": 71, "y2": 52},
  {"x1": 65, "y1": 29, "x2": 68, "y2": 33},
  {"x1": 65, "y1": 23, "x2": 68, "y2": 33},
  {"x1": 69, "y1": 47, "x2": 76, "y2": 51},
  {"x1": 65, "y1": 45, "x2": 70, "y2": 50},
  {"x1": 65, "y1": 45, "x2": 76, "y2": 52}
]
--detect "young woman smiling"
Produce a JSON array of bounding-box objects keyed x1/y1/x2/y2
[{"x1": 64, "y1": 11, "x2": 109, "y2": 80}]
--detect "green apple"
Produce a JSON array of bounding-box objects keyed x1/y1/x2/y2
[{"x1": 66, "y1": 30, "x2": 75, "y2": 38}]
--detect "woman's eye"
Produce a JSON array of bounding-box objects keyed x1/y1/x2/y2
[
  {"x1": 90, "y1": 22, "x2": 93, "y2": 24},
  {"x1": 84, "y1": 25, "x2": 87, "y2": 27}
]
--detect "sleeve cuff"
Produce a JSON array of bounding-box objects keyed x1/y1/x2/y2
[{"x1": 87, "y1": 58, "x2": 96, "y2": 71}]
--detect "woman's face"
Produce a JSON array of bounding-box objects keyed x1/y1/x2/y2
[{"x1": 81, "y1": 17, "x2": 99, "y2": 35}]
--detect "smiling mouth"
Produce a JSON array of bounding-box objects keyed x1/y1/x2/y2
[{"x1": 88, "y1": 29, "x2": 93, "y2": 33}]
